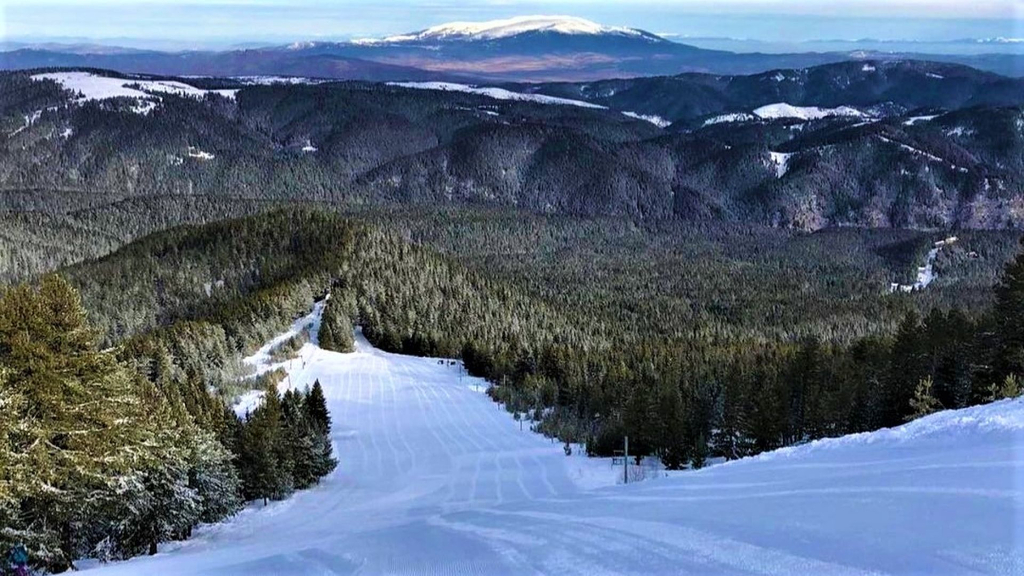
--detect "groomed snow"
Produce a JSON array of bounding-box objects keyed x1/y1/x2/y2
[
  {"x1": 32, "y1": 72, "x2": 238, "y2": 115},
  {"x1": 388, "y1": 82, "x2": 606, "y2": 110},
  {"x1": 83, "y1": 299, "x2": 1024, "y2": 574},
  {"x1": 357, "y1": 15, "x2": 646, "y2": 44}
]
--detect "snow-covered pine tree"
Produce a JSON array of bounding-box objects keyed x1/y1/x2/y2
[
  {"x1": 0, "y1": 276, "x2": 164, "y2": 571},
  {"x1": 282, "y1": 389, "x2": 316, "y2": 490},
  {"x1": 189, "y1": 429, "x2": 243, "y2": 523},
  {"x1": 238, "y1": 380, "x2": 293, "y2": 503}
]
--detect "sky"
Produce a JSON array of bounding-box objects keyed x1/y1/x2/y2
[{"x1": 2, "y1": 0, "x2": 1023, "y2": 49}]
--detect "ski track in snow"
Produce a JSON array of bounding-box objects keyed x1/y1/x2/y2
[{"x1": 85, "y1": 302, "x2": 1024, "y2": 575}]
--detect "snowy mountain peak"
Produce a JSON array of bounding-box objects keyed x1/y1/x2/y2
[{"x1": 355, "y1": 15, "x2": 657, "y2": 45}]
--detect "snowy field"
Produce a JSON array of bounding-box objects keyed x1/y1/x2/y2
[
  {"x1": 31, "y1": 72, "x2": 238, "y2": 115},
  {"x1": 85, "y1": 304, "x2": 1024, "y2": 575}
]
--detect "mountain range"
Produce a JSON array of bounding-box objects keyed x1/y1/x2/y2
[
  {"x1": 3, "y1": 59, "x2": 1023, "y2": 234},
  {"x1": 3, "y1": 16, "x2": 1023, "y2": 82}
]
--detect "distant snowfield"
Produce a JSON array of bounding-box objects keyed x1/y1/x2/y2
[
  {"x1": 390, "y1": 82, "x2": 670, "y2": 128},
  {"x1": 753, "y1": 102, "x2": 866, "y2": 121},
  {"x1": 85, "y1": 303, "x2": 1024, "y2": 575},
  {"x1": 389, "y1": 81, "x2": 606, "y2": 109},
  {"x1": 622, "y1": 111, "x2": 671, "y2": 128},
  {"x1": 704, "y1": 103, "x2": 867, "y2": 126},
  {"x1": 32, "y1": 71, "x2": 238, "y2": 114}
]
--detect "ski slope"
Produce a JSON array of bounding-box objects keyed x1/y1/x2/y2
[{"x1": 85, "y1": 305, "x2": 1024, "y2": 575}]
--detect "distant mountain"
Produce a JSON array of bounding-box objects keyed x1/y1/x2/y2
[
  {"x1": 4, "y1": 16, "x2": 1024, "y2": 82},
  {"x1": 0, "y1": 16, "x2": 850, "y2": 82},
  {"x1": 353, "y1": 15, "x2": 666, "y2": 44}
]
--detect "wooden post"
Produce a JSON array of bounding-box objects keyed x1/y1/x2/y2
[{"x1": 624, "y1": 435, "x2": 629, "y2": 485}]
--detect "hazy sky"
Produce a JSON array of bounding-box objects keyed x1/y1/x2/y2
[{"x1": 3, "y1": 0, "x2": 1022, "y2": 48}]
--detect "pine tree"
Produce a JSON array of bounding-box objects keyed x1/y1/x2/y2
[
  {"x1": 994, "y1": 237, "x2": 1024, "y2": 379},
  {"x1": 0, "y1": 276, "x2": 164, "y2": 571},
  {"x1": 188, "y1": 429, "x2": 242, "y2": 523},
  {"x1": 907, "y1": 376, "x2": 942, "y2": 421},
  {"x1": 690, "y1": 431, "x2": 708, "y2": 470},
  {"x1": 306, "y1": 380, "x2": 331, "y2": 433},
  {"x1": 984, "y1": 374, "x2": 1022, "y2": 403},
  {"x1": 238, "y1": 381, "x2": 292, "y2": 504},
  {"x1": 656, "y1": 382, "x2": 689, "y2": 470}
]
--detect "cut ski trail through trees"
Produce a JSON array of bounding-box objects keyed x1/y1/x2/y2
[{"x1": 85, "y1": 302, "x2": 1024, "y2": 575}]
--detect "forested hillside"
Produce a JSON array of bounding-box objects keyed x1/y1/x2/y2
[
  {"x1": 48, "y1": 209, "x2": 1024, "y2": 469},
  {"x1": 3, "y1": 64, "x2": 1024, "y2": 278}
]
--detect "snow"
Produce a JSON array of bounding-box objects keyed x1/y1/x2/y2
[
  {"x1": 622, "y1": 111, "x2": 671, "y2": 128},
  {"x1": 753, "y1": 102, "x2": 866, "y2": 121},
  {"x1": 301, "y1": 141, "x2": 317, "y2": 153},
  {"x1": 31, "y1": 72, "x2": 238, "y2": 115},
  {"x1": 877, "y1": 135, "x2": 968, "y2": 172},
  {"x1": 890, "y1": 237, "x2": 957, "y2": 293},
  {"x1": 703, "y1": 112, "x2": 757, "y2": 126},
  {"x1": 186, "y1": 146, "x2": 215, "y2": 161},
  {"x1": 389, "y1": 81, "x2": 606, "y2": 110},
  {"x1": 903, "y1": 114, "x2": 938, "y2": 126},
  {"x1": 862, "y1": 64, "x2": 876, "y2": 72},
  {"x1": 233, "y1": 76, "x2": 321, "y2": 85},
  {"x1": 359, "y1": 16, "x2": 646, "y2": 44},
  {"x1": 83, "y1": 299, "x2": 1024, "y2": 575},
  {"x1": 768, "y1": 151, "x2": 794, "y2": 178},
  {"x1": 7, "y1": 109, "x2": 41, "y2": 137}
]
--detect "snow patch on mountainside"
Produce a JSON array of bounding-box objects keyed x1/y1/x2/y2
[
  {"x1": 623, "y1": 111, "x2": 671, "y2": 128},
  {"x1": 32, "y1": 71, "x2": 237, "y2": 115},
  {"x1": 754, "y1": 102, "x2": 866, "y2": 120},
  {"x1": 388, "y1": 81, "x2": 606, "y2": 109},
  {"x1": 358, "y1": 15, "x2": 649, "y2": 44},
  {"x1": 703, "y1": 112, "x2": 757, "y2": 126},
  {"x1": 768, "y1": 151, "x2": 794, "y2": 178}
]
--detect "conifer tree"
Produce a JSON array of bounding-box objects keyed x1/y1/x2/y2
[
  {"x1": 984, "y1": 374, "x2": 1022, "y2": 403},
  {"x1": 0, "y1": 276, "x2": 162, "y2": 571},
  {"x1": 656, "y1": 381, "x2": 689, "y2": 470},
  {"x1": 306, "y1": 380, "x2": 331, "y2": 433},
  {"x1": 995, "y1": 238, "x2": 1024, "y2": 378},
  {"x1": 907, "y1": 376, "x2": 942, "y2": 421},
  {"x1": 239, "y1": 381, "x2": 292, "y2": 504}
]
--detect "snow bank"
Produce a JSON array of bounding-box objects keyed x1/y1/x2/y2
[{"x1": 743, "y1": 398, "x2": 1024, "y2": 466}]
